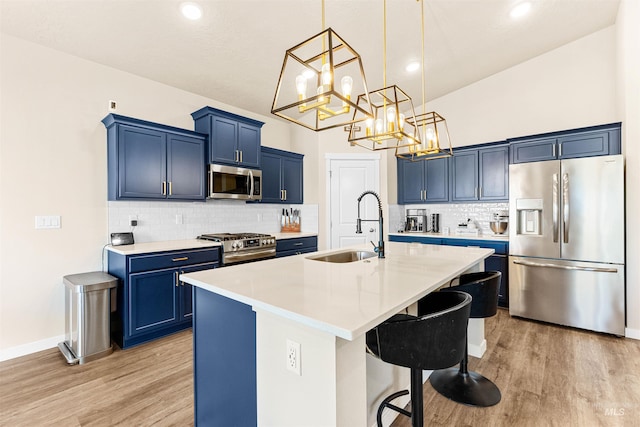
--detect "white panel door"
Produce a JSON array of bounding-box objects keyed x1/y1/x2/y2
[{"x1": 328, "y1": 156, "x2": 379, "y2": 249}]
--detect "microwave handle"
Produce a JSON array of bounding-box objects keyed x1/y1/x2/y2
[
  {"x1": 208, "y1": 168, "x2": 213, "y2": 197},
  {"x1": 248, "y1": 169, "x2": 254, "y2": 199}
]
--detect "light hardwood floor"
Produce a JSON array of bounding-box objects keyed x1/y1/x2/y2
[{"x1": 1, "y1": 310, "x2": 639, "y2": 426}]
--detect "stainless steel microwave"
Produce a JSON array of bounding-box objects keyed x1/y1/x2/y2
[{"x1": 208, "y1": 164, "x2": 262, "y2": 200}]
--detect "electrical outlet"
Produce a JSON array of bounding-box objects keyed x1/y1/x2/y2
[{"x1": 286, "y1": 339, "x2": 301, "y2": 375}]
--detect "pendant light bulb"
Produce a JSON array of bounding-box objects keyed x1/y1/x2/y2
[
  {"x1": 296, "y1": 75, "x2": 307, "y2": 98},
  {"x1": 321, "y1": 63, "x2": 332, "y2": 86},
  {"x1": 341, "y1": 76, "x2": 353, "y2": 97},
  {"x1": 386, "y1": 106, "x2": 396, "y2": 131}
]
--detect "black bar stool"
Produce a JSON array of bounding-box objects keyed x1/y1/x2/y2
[
  {"x1": 425, "y1": 271, "x2": 502, "y2": 407},
  {"x1": 366, "y1": 291, "x2": 472, "y2": 427}
]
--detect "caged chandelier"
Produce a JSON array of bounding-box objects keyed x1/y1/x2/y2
[
  {"x1": 271, "y1": 0, "x2": 373, "y2": 132},
  {"x1": 396, "y1": 0, "x2": 453, "y2": 161},
  {"x1": 348, "y1": 0, "x2": 421, "y2": 151}
]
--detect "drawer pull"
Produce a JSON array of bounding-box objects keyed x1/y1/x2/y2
[
  {"x1": 172, "y1": 257, "x2": 189, "y2": 262},
  {"x1": 293, "y1": 243, "x2": 304, "y2": 246}
]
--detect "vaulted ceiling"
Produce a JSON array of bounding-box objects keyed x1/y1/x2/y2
[{"x1": 0, "y1": 0, "x2": 621, "y2": 119}]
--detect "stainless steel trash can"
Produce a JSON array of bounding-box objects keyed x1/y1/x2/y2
[{"x1": 58, "y1": 272, "x2": 117, "y2": 365}]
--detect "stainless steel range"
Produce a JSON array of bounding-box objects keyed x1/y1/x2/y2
[{"x1": 197, "y1": 232, "x2": 276, "y2": 265}]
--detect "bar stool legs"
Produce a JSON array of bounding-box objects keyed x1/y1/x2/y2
[
  {"x1": 429, "y1": 339, "x2": 501, "y2": 407},
  {"x1": 375, "y1": 368, "x2": 425, "y2": 427}
]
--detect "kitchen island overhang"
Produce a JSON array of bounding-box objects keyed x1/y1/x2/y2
[{"x1": 181, "y1": 242, "x2": 494, "y2": 427}]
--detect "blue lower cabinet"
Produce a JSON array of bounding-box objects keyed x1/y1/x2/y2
[
  {"x1": 193, "y1": 288, "x2": 256, "y2": 427},
  {"x1": 108, "y1": 247, "x2": 220, "y2": 349},
  {"x1": 389, "y1": 235, "x2": 509, "y2": 307},
  {"x1": 276, "y1": 236, "x2": 318, "y2": 257}
]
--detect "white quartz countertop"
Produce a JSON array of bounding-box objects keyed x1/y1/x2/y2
[
  {"x1": 271, "y1": 232, "x2": 318, "y2": 240},
  {"x1": 106, "y1": 239, "x2": 222, "y2": 255},
  {"x1": 181, "y1": 242, "x2": 493, "y2": 341},
  {"x1": 389, "y1": 232, "x2": 509, "y2": 242}
]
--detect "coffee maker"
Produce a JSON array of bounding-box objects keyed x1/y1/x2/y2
[{"x1": 405, "y1": 209, "x2": 427, "y2": 232}]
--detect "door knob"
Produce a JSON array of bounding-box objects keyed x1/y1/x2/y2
[{"x1": 369, "y1": 228, "x2": 375, "y2": 233}]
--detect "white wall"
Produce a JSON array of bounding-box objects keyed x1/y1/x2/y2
[
  {"x1": 617, "y1": 0, "x2": 640, "y2": 339},
  {"x1": 0, "y1": 34, "x2": 292, "y2": 357}
]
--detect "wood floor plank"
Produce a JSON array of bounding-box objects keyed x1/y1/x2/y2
[{"x1": 1, "y1": 311, "x2": 639, "y2": 426}]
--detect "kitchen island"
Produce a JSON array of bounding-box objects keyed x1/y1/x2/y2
[{"x1": 181, "y1": 241, "x2": 494, "y2": 427}]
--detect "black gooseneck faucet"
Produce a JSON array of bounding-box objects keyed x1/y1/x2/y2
[{"x1": 355, "y1": 191, "x2": 385, "y2": 258}]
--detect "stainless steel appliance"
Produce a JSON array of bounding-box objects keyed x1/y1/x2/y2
[
  {"x1": 508, "y1": 155, "x2": 625, "y2": 335},
  {"x1": 198, "y1": 232, "x2": 276, "y2": 265},
  {"x1": 405, "y1": 209, "x2": 427, "y2": 232},
  {"x1": 208, "y1": 164, "x2": 262, "y2": 200},
  {"x1": 430, "y1": 213, "x2": 440, "y2": 233}
]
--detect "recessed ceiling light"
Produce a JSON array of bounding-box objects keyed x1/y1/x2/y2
[
  {"x1": 406, "y1": 61, "x2": 420, "y2": 73},
  {"x1": 510, "y1": 2, "x2": 531, "y2": 19},
  {"x1": 180, "y1": 2, "x2": 203, "y2": 20}
]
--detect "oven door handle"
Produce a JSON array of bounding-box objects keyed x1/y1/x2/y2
[{"x1": 224, "y1": 248, "x2": 276, "y2": 264}]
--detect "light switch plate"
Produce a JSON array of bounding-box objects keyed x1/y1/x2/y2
[{"x1": 35, "y1": 215, "x2": 61, "y2": 229}]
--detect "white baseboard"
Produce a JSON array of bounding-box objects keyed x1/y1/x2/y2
[
  {"x1": 625, "y1": 327, "x2": 640, "y2": 340},
  {"x1": 468, "y1": 338, "x2": 487, "y2": 359},
  {"x1": 0, "y1": 335, "x2": 64, "y2": 362}
]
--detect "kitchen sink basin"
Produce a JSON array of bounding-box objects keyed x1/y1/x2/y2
[{"x1": 306, "y1": 250, "x2": 377, "y2": 263}]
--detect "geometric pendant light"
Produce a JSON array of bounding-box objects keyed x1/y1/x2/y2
[
  {"x1": 396, "y1": 0, "x2": 453, "y2": 161},
  {"x1": 271, "y1": 1, "x2": 373, "y2": 131},
  {"x1": 348, "y1": 0, "x2": 421, "y2": 151}
]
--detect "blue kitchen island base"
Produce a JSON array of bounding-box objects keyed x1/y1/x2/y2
[{"x1": 193, "y1": 287, "x2": 256, "y2": 427}]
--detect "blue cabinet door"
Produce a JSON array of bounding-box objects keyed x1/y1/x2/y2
[
  {"x1": 167, "y1": 133, "x2": 206, "y2": 200},
  {"x1": 479, "y1": 146, "x2": 509, "y2": 201},
  {"x1": 398, "y1": 159, "x2": 425, "y2": 204},
  {"x1": 210, "y1": 115, "x2": 239, "y2": 165},
  {"x1": 117, "y1": 125, "x2": 167, "y2": 199},
  {"x1": 179, "y1": 262, "x2": 219, "y2": 322},
  {"x1": 282, "y1": 155, "x2": 303, "y2": 204},
  {"x1": 260, "y1": 147, "x2": 304, "y2": 204},
  {"x1": 238, "y1": 123, "x2": 261, "y2": 169},
  {"x1": 260, "y1": 150, "x2": 283, "y2": 203},
  {"x1": 509, "y1": 137, "x2": 557, "y2": 164},
  {"x1": 485, "y1": 254, "x2": 508, "y2": 307},
  {"x1": 451, "y1": 150, "x2": 479, "y2": 201},
  {"x1": 558, "y1": 130, "x2": 611, "y2": 159},
  {"x1": 425, "y1": 157, "x2": 449, "y2": 202},
  {"x1": 128, "y1": 268, "x2": 178, "y2": 337}
]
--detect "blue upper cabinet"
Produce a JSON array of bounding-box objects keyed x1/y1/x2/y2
[
  {"x1": 191, "y1": 106, "x2": 264, "y2": 169},
  {"x1": 103, "y1": 114, "x2": 206, "y2": 201},
  {"x1": 451, "y1": 145, "x2": 508, "y2": 202},
  {"x1": 397, "y1": 157, "x2": 449, "y2": 204},
  {"x1": 509, "y1": 123, "x2": 621, "y2": 164},
  {"x1": 260, "y1": 147, "x2": 303, "y2": 204},
  {"x1": 451, "y1": 150, "x2": 479, "y2": 201}
]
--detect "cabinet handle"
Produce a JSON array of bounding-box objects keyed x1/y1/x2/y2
[
  {"x1": 558, "y1": 143, "x2": 562, "y2": 157},
  {"x1": 162, "y1": 181, "x2": 167, "y2": 196},
  {"x1": 553, "y1": 144, "x2": 556, "y2": 157},
  {"x1": 474, "y1": 187, "x2": 478, "y2": 198},
  {"x1": 168, "y1": 181, "x2": 172, "y2": 196},
  {"x1": 174, "y1": 271, "x2": 179, "y2": 287},
  {"x1": 479, "y1": 186, "x2": 482, "y2": 198},
  {"x1": 240, "y1": 151, "x2": 243, "y2": 163},
  {"x1": 293, "y1": 242, "x2": 304, "y2": 246},
  {"x1": 280, "y1": 190, "x2": 284, "y2": 200},
  {"x1": 283, "y1": 189, "x2": 287, "y2": 201},
  {"x1": 172, "y1": 257, "x2": 189, "y2": 262},
  {"x1": 234, "y1": 150, "x2": 239, "y2": 162}
]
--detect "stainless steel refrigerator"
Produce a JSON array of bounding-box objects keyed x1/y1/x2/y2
[{"x1": 508, "y1": 154, "x2": 625, "y2": 335}]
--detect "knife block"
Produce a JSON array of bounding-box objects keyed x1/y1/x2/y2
[{"x1": 281, "y1": 221, "x2": 301, "y2": 233}]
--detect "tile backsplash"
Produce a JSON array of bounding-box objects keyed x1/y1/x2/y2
[
  {"x1": 389, "y1": 202, "x2": 510, "y2": 236},
  {"x1": 108, "y1": 201, "x2": 318, "y2": 243}
]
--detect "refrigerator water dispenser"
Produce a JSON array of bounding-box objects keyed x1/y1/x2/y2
[{"x1": 516, "y1": 199, "x2": 543, "y2": 235}]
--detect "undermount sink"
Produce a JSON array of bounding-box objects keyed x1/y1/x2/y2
[{"x1": 306, "y1": 250, "x2": 377, "y2": 263}]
